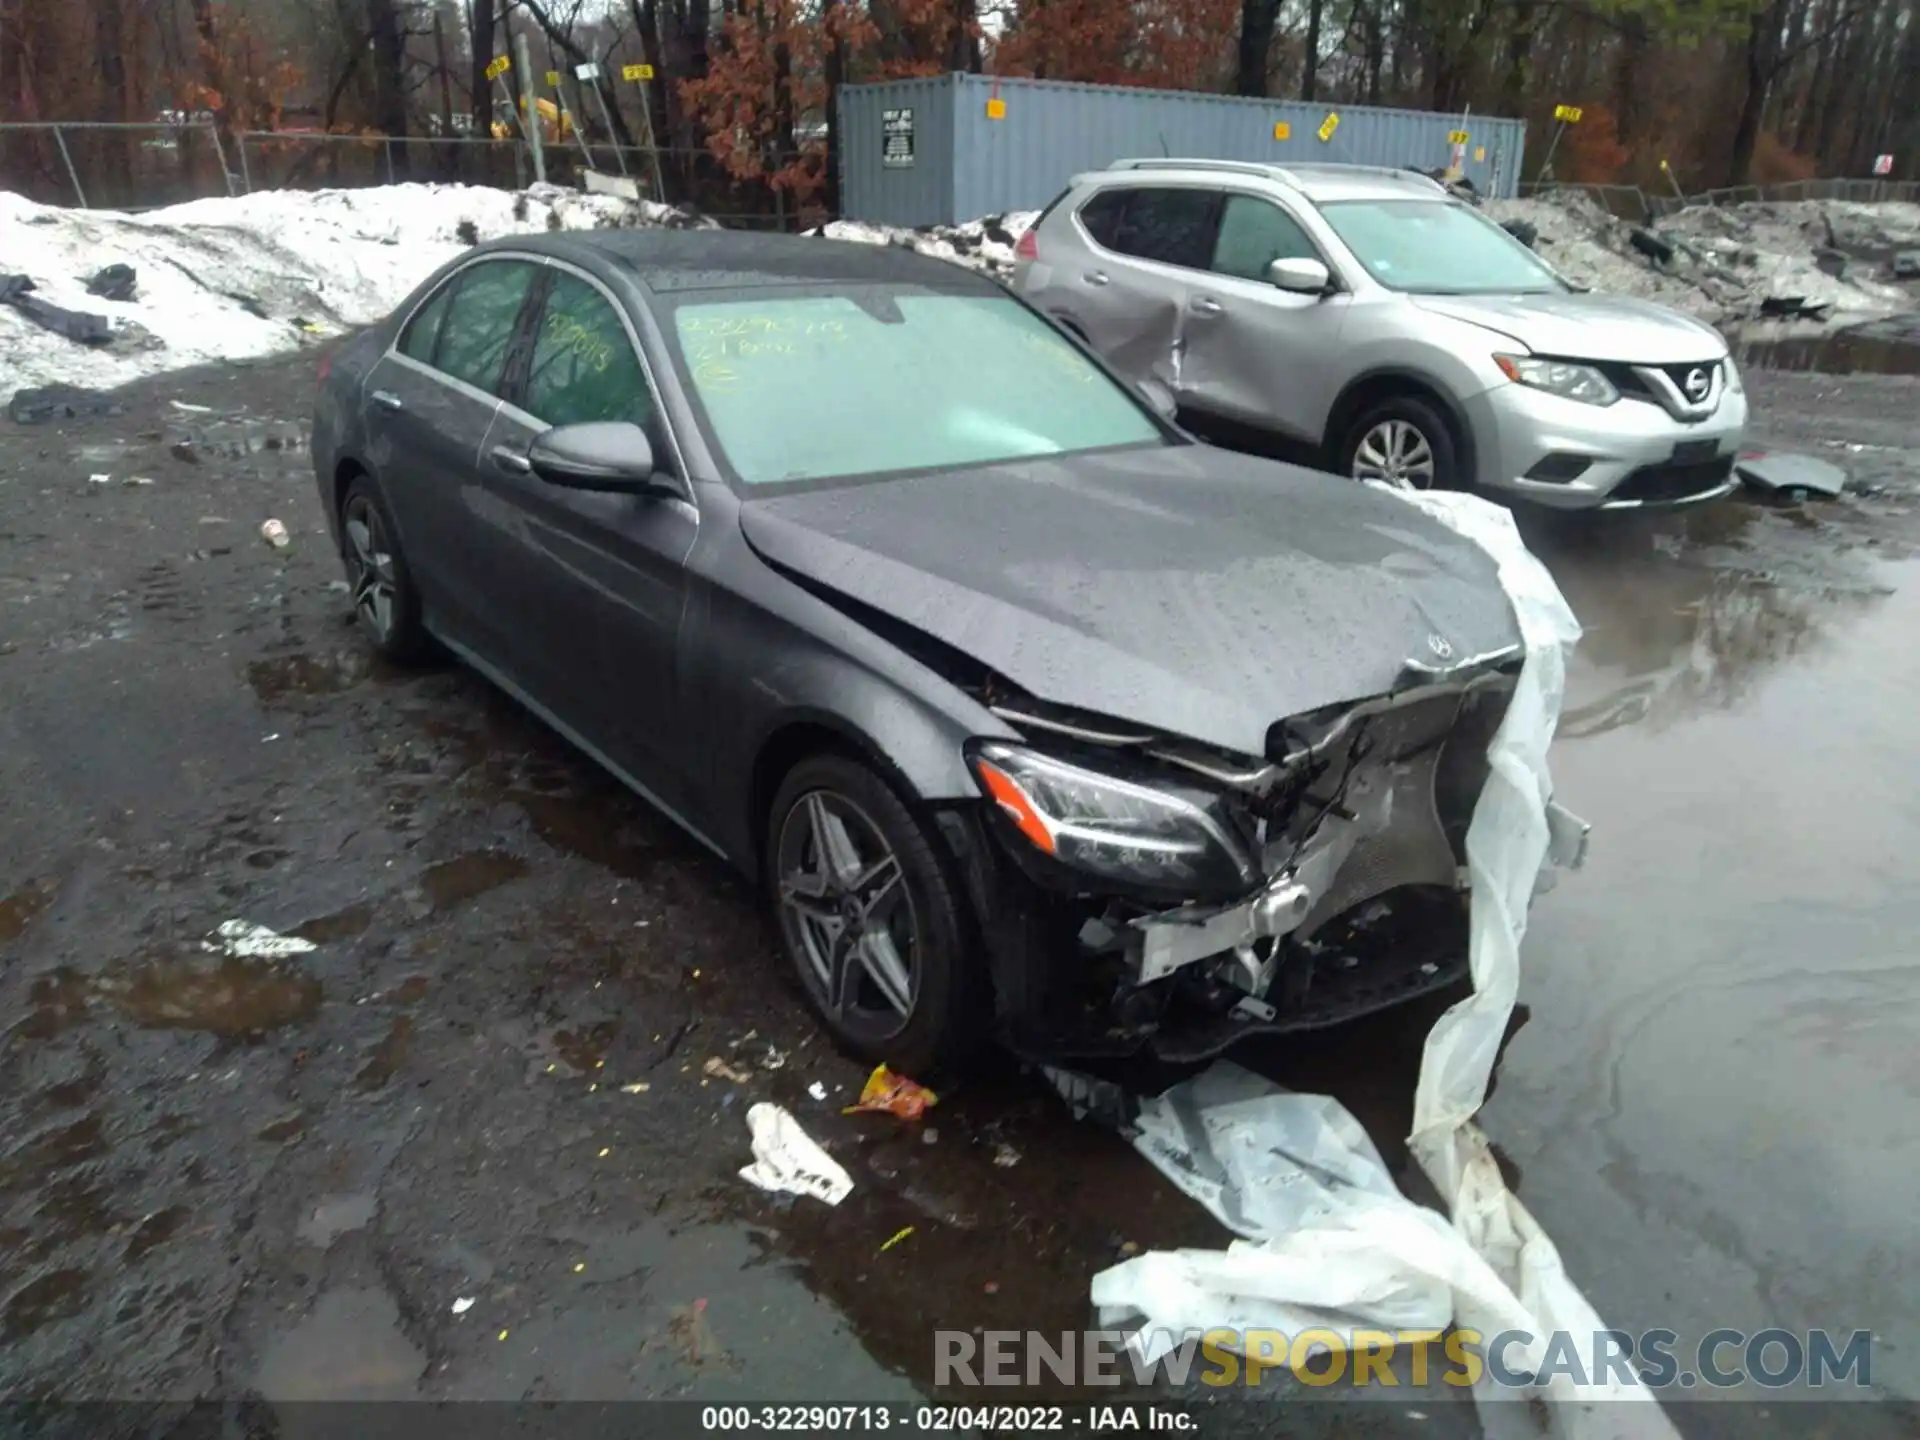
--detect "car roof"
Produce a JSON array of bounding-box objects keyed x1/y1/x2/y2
[
  {"x1": 490, "y1": 227, "x2": 1003, "y2": 295},
  {"x1": 1088, "y1": 159, "x2": 1450, "y2": 204}
]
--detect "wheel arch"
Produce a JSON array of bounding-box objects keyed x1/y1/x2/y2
[{"x1": 1325, "y1": 369, "x2": 1478, "y2": 484}]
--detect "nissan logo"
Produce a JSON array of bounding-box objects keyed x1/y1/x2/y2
[
  {"x1": 1683, "y1": 367, "x2": 1711, "y2": 401},
  {"x1": 1428, "y1": 633, "x2": 1453, "y2": 660}
]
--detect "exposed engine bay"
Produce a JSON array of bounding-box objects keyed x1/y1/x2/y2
[{"x1": 948, "y1": 657, "x2": 1589, "y2": 1062}]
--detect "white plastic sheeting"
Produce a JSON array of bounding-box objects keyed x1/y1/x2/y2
[
  {"x1": 1087, "y1": 491, "x2": 1676, "y2": 1437},
  {"x1": 739, "y1": 1102, "x2": 855, "y2": 1206}
]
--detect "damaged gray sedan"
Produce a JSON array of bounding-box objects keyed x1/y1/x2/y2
[{"x1": 313, "y1": 229, "x2": 1572, "y2": 1074}]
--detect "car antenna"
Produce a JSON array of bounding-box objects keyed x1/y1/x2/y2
[{"x1": 1158, "y1": 132, "x2": 1169, "y2": 157}]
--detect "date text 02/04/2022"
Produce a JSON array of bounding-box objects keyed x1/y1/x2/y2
[{"x1": 698, "y1": 1404, "x2": 1196, "y2": 1432}]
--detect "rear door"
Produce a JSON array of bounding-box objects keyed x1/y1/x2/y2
[
  {"x1": 482, "y1": 264, "x2": 701, "y2": 809},
  {"x1": 361, "y1": 256, "x2": 541, "y2": 651},
  {"x1": 1066, "y1": 185, "x2": 1219, "y2": 387},
  {"x1": 1178, "y1": 191, "x2": 1353, "y2": 443}
]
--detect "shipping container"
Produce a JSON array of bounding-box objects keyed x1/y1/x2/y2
[{"x1": 838, "y1": 73, "x2": 1527, "y2": 227}]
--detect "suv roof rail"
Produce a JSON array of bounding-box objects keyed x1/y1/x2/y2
[
  {"x1": 1281, "y1": 162, "x2": 1449, "y2": 191},
  {"x1": 1107, "y1": 157, "x2": 1300, "y2": 185}
]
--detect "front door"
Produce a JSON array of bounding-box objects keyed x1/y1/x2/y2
[
  {"x1": 481, "y1": 266, "x2": 700, "y2": 812},
  {"x1": 1177, "y1": 193, "x2": 1352, "y2": 445}
]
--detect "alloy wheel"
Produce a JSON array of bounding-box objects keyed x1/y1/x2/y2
[
  {"x1": 342, "y1": 494, "x2": 399, "y2": 643},
  {"x1": 1351, "y1": 419, "x2": 1437, "y2": 489},
  {"x1": 774, "y1": 788, "x2": 919, "y2": 1039}
]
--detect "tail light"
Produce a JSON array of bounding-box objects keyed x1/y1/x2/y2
[{"x1": 1014, "y1": 229, "x2": 1039, "y2": 262}]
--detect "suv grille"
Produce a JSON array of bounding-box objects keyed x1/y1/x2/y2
[{"x1": 1612, "y1": 455, "x2": 1735, "y2": 504}]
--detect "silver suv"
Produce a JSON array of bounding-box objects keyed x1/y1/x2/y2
[{"x1": 1013, "y1": 159, "x2": 1747, "y2": 510}]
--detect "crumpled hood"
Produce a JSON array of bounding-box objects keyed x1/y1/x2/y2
[
  {"x1": 1412, "y1": 291, "x2": 1727, "y2": 364},
  {"x1": 739, "y1": 445, "x2": 1521, "y2": 757}
]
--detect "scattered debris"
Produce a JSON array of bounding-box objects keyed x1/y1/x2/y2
[
  {"x1": 450, "y1": 1297, "x2": 475, "y2": 1315},
  {"x1": 991, "y1": 1142, "x2": 1021, "y2": 1169},
  {"x1": 807, "y1": 1081, "x2": 828, "y2": 1102},
  {"x1": 260, "y1": 518, "x2": 290, "y2": 549},
  {"x1": 1894, "y1": 251, "x2": 1920, "y2": 281},
  {"x1": 703, "y1": 1055, "x2": 752, "y2": 1084},
  {"x1": 844, "y1": 1064, "x2": 938, "y2": 1121},
  {"x1": 879, "y1": 1225, "x2": 915, "y2": 1253},
  {"x1": 1498, "y1": 217, "x2": 1539, "y2": 249},
  {"x1": 170, "y1": 440, "x2": 199, "y2": 464},
  {"x1": 760, "y1": 1045, "x2": 788, "y2": 1071},
  {"x1": 1, "y1": 273, "x2": 112, "y2": 344},
  {"x1": 1627, "y1": 226, "x2": 1676, "y2": 267},
  {"x1": 202, "y1": 919, "x2": 317, "y2": 959},
  {"x1": 9, "y1": 383, "x2": 124, "y2": 425},
  {"x1": 921, "y1": 1127, "x2": 939, "y2": 1145},
  {"x1": 619, "y1": 1082, "x2": 650, "y2": 1094},
  {"x1": 738, "y1": 1102, "x2": 854, "y2": 1206},
  {"x1": 1735, "y1": 449, "x2": 1848, "y2": 503},
  {"x1": 983, "y1": 1280, "x2": 1000, "y2": 1295},
  {"x1": 88, "y1": 473, "x2": 111, "y2": 485},
  {"x1": 169, "y1": 399, "x2": 214, "y2": 414},
  {"x1": 85, "y1": 264, "x2": 138, "y2": 302}
]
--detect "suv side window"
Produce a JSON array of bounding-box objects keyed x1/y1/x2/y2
[
  {"x1": 523, "y1": 272, "x2": 656, "y2": 429},
  {"x1": 399, "y1": 283, "x2": 453, "y2": 364},
  {"x1": 1210, "y1": 195, "x2": 1320, "y2": 282},
  {"x1": 1109, "y1": 187, "x2": 1219, "y2": 270},
  {"x1": 435, "y1": 260, "x2": 539, "y2": 395},
  {"x1": 1076, "y1": 190, "x2": 1129, "y2": 250}
]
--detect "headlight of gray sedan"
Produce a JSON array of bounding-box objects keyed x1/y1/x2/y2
[
  {"x1": 1494, "y1": 353, "x2": 1619, "y2": 406},
  {"x1": 967, "y1": 742, "x2": 1255, "y2": 895}
]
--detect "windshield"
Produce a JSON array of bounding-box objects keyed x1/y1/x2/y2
[
  {"x1": 1318, "y1": 199, "x2": 1565, "y2": 295},
  {"x1": 668, "y1": 290, "x2": 1166, "y2": 485}
]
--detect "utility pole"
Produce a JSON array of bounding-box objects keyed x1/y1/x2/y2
[{"x1": 514, "y1": 29, "x2": 546, "y2": 184}]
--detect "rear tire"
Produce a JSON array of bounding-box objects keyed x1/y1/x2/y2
[
  {"x1": 766, "y1": 755, "x2": 979, "y2": 1079},
  {"x1": 1338, "y1": 395, "x2": 1459, "y2": 492},
  {"x1": 339, "y1": 475, "x2": 430, "y2": 665}
]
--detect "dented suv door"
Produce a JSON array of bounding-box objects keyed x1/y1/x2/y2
[{"x1": 1059, "y1": 186, "x2": 1219, "y2": 388}]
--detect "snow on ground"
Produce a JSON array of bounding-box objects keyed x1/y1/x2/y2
[
  {"x1": 2, "y1": 177, "x2": 1914, "y2": 399},
  {"x1": 0, "y1": 182, "x2": 713, "y2": 393},
  {"x1": 1484, "y1": 190, "x2": 1920, "y2": 323}
]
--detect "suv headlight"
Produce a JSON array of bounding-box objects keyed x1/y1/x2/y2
[
  {"x1": 967, "y1": 742, "x2": 1255, "y2": 895},
  {"x1": 1494, "y1": 353, "x2": 1619, "y2": 406}
]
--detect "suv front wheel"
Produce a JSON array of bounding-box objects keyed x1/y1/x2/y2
[{"x1": 1337, "y1": 395, "x2": 1457, "y2": 491}]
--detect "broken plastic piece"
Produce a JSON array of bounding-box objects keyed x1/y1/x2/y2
[
  {"x1": 807, "y1": 1081, "x2": 828, "y2": 1101},
  {"x1": 450, "y1": 1297, "x2": 475, "y2": 1315},
  {"x1": 202, "y1": 920, "x2": 316, "y2": 959},
  {"x1": 85, "y1": 264, "x2": 138, "y2": 302},
  {"x1": 1, "y1": 273, "x2": 112, "y2": 344},
  {"x1": 261, "y1": 519, "x2": 290, "y2": 549},
  {"x1": 879, "y1": 1225, "x2": 914, "y2": 1253},
  {"x1": 738, "y1": 1102, "x2": 853, "y2": 1206},
  {"x1": 1734, "y1": 449, "x2": 1847, "y2": 502},
  {"x1": 843, "y1": 1064, "x2": 937, "y2": 1120},
  {"x1": 703, "y1": 1055, "x2": 752, "y2": 1084}
]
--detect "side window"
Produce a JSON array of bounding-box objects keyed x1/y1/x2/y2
[
  {"x1": 523, "y1": 273, "x2": 656, "y2": 429},
  {"x1": 398, "y1": 283, "x2": 453, "y2": 364},
  {"x1": 435, "y1": 260, "x2": 538, "y2": 395},
  {"x1": 1110, "y1": 188, "x2": 1219, "y2": 270},
  {"x1": 1076, "y1": 190, "x2": 1129, "y2": 250},
  {"x1": 1210, "y1": 195, "x2": 1319, "y2": 282}
]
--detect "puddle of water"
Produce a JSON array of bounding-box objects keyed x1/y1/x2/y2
[
  {"x1": 355, "y1": 1016, "x2": 413, "y2": 1091},
  {"x1": 181, "y1": 420, "x2": 312, "y2": 463},
  {"x1": 247, "y1": 650, "x2": 374, "y2": 703},
  {"x1": 419, "y1": 849, "x2": 528, "y2": 912},
  {"x1": 96, "y1": 954, "x2": 322, "y2": 1036},
  {"x1": 292, "y1": 903, "x2": 373, "y2": 945},
  {"x1": 296, "y1": 1193, "x2": 377, "y2": 1249},
  {"x1": 254, "y1": 1286, "x2": 424, "y2": 1401}
]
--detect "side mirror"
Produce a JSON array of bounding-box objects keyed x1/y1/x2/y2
[
  {"x1": 528, "y1": 421, "x2": 667, "y2": 494},
  {"x1": 1137, "y1": 376, "x2": 1178, "y2": 421},
  {"x1": 1268, "y1": 257, "x2": 1332, "y2": 295}
]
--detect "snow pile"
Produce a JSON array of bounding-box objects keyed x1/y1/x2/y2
[
  {"x1": 0, "y1": 181, "x2": 713, "y2": 392},
  {"x1": 803, "y1": 211, "x2": 1038, "y2": 281},
  {"x1": 1484, "y1": 190, "x2": 1919, "y2": 324}
]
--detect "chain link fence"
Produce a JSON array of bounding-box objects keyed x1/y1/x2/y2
[{"x1": 0, "y1": 120, "x2": 822, "y2": 230}]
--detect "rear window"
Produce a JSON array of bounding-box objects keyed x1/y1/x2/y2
[{"x1": 668, "y1": 290, "x2": 1165, "y2": 486}]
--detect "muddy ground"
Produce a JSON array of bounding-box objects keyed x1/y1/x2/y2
[{"x1": 2, "y1": 347, "x2": 1918, "y2": 1437}]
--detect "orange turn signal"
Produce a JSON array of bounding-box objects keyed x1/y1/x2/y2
[{"x1": 973, "y1": 758, "x2": 1056, "y2": 856}]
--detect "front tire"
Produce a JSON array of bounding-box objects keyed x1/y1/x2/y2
[
  {"x1": 766, "y1": 755, "x2": 978, "y2": 1077},
  {"x1": 339, "y1": 476, "x2": 429, "y2": 664},
  {"x1": 1338, "y1": 395, "x2": 1458, "y2": 491}
]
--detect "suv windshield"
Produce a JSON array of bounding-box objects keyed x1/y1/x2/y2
[
  {"x1": 668, "y1": 290, "x2": 1166, "y2": 485},
  {"x1": 1318, "y1": 199, "x2": 1565, "y2": 295}
]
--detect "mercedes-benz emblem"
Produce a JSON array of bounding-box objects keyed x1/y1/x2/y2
[
  {"x1": 1683, "y1": 367, "x2": 1710, "y2": 401},
  {"x1": 1428, "y1": 633, "x2": 1453, "y2": 660}
]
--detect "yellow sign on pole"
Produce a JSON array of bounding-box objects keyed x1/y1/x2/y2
[
  {"x1": 485, "y1": 55, "x2": 511, "y2": 80},
  {"x1": 985, "y1": 97, "x2": 1006, "y2": 120},
  {"x1": 1317, "y1": 112, "x2": 1339, "y2": 143},
  {"x1": 1272, "y1": 121, "x2": 1291, "y2": 141},
  {"x1": 623, "y1": 63, "x2": 655, "y2": 82},
  {"x1": 1552, "y1": 104, "x2": 1583, "y2": 124},
  {"x1": 545, "y1": 69, "x2": 561, "y2": 88},
  {"x1": 1474, "y1": 145, "x2": 1486, "y2": 163},
  {"x1": 1448, "y1": 129, "x2": 1470, "y2": 145}
]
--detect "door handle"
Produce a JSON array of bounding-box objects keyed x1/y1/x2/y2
[
  {"x1": 1084, "y1": 270, "x2": 1110, "y2": 287},
  {"x1": 1191, "y1": 296, "x2": 1224, "y2": 316},
  {"x1": 370, "y1": 389, "x2": 403, "y2": 412},
  {"x1": 490, "y1": 445, "x2": 532, "y2": 475}
]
